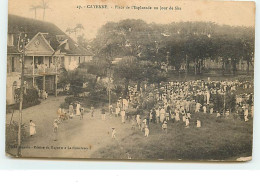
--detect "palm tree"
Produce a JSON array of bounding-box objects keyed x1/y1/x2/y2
[
  {"x1": 30, "y1": 5, "x2": 40, "y2": 19},
  {"x1": 39, "y1": 0, "x2": 50, "y2": 21}
]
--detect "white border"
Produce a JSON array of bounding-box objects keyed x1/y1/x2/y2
[{"x1": 0, "y1": 0, "x2": 259, "y2": 170}]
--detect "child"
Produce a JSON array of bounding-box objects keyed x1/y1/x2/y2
[
  {"x1": 216, "y1": 111, "x2": 220, "y2": 118},
  {"x1": 111, "y1": 128, "x2": 116, "y2": 139},
  {"x1": 80, "y1": 107, "x2": 84, "y2": 120},
  {"x1": 162, "y1": 121, "x2": 167, "y2": 133},
  {"x1": 29, "y1": 120, "x2": 36, "y2": 137},
  {"x1": 203, "y1": 105, "x2": 207, "y2": 113},
  {"x1": 185, "y1": 117, "x2": 190, "y2": 128},
  {"x1": 210, "y1": 107, "x2": 214, "y2": 114},
  {"x1": 196, "y1": 120, "x2": 201, "y2": 128},
  {"x1": 53, "y1": 119, "x2": 59, "y2": 141},
  {"x1": 144, "y1": 125, "x2": 149, "y2": 137}
]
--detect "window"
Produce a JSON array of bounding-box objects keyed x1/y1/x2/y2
[
  {"x1": 11, "y1": 57, "x2": 15, "y2": 72},
  {"x1": 8, "y1": 34, "x2": 14, "y2": 46}
]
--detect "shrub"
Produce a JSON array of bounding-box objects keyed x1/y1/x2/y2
[
  {"x1": 6, "y1": 121, "x2": 27, "y2": 147},
  {"x1": 7, "y1": 88, "x2": 41, "y2": 112}
]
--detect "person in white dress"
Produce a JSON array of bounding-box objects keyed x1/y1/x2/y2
[
  {"x1": 29, "y1": 120, "x2": 36, "y2": 136},
  {"x1": 195, "y1": 102, "x2": 201, "y2": 112},
  {"x1": 141, "y1": 119, "x2": 147, "y2": 132},
  {"x1": 76, "y1": 102, "x2": 81, "y2": 116},
  {"x1": 115, "y1": 106, "x2": 120, "y2": 117},
  {"x1": 160, "y1": 107, "x2": 165, "y2": 123},
  {"x1": 196, "y1": 120, "x2": 201, "y2": 128},
  {"x1": 136, "y1": 114, "x2": 141, "y2": 129},
  {"x1": 121, "y1": 110, "x2": 126, "y2": 123},
  {"x1": 206, "y1": 90, "x2": 210, "y2": 104},
  {"x1": 144, "y1": 126, "x2": 149, "y2": 137},
  {"x1": 175, "y1": 110, "x2": 180, "y2": 121},
  {"x1": 112, "y1": 128, "x2": 116, "y2": 139},
  {"x1": 203, "y1": 105, "x2": 207, "y2": 113},
  {"x1": 244, "y1": 108, "x2": 249, "y2": 122},
  {"x1": 185, "y1": 117, "x2": 190, "y2": 128},
  {"x1": 156, "y1": 108, "x2": 160, "y2": 124},
  {"x1": 69, "y1": 103, "x2": 74, "y2": 118},
  {"x1": 210, "y1": 107, "x2": 214, "y2": 114},
  {"x1": 53, "y1": 119, "x2": 59, "y2": 141}
]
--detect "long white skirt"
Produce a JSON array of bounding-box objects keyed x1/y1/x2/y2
[{"x1": 30, "y1": 126, "x2": 36, "y2": 136}]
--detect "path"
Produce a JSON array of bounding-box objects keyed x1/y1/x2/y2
[{"x1": 6, "y1": 96, "x2": 133, "y2": 159}]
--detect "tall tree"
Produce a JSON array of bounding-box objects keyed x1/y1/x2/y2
[
  {"x1": 39, "y1": 0, "x2": 50, "y2": 21},
  {"x1": 29, "y1": 5, "x2": 40, "y2": 19}
]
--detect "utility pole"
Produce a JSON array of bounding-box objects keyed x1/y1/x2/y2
[
  {"x1": 17, "y1": 32, "x2": 28, "y2": 157},
  {"x1": 108, "y1": 67, "x2": 111, "y2": 114}
]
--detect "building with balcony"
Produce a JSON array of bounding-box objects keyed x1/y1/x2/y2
[{"x1": 7, "y1": 14, "x2": 93, "y2": 105}]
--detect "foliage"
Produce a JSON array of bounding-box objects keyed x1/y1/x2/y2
[
  {"x1": 91, "y1": 20, "x2": 254, "y2": 75},
  {"x1": 11, "y1": 88, "x2": 40, "y2": 110},
  {"x1": 6, "y1": 121, "x2": 27, "y2": 147}
]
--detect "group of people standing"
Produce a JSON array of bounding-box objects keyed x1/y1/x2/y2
[{"x1": 108, "y1": 78, "x2": 253, "y2": 137}]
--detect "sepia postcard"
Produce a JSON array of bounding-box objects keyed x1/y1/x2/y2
[{"x1": 6, "y1": 0, "x2": 255, "y2": 161}]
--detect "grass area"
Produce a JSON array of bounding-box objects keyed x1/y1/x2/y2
[{"x1": 92, "y1": 113, "x2": 253, "y2": 161}]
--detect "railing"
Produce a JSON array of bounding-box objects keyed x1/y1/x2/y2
[{"x1": 24, "y1": 66, "x2": 57, "y2": 76}]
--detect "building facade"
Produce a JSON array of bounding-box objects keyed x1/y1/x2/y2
[{"x1": 7, "y1": 15, "x2": 93, "y2": 105}]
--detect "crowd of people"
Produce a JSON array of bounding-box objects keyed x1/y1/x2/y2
[
  {"x1": 28, "y1": 78, "x2": 253, "y2": 141},
  {"x1": 108, "y1": 78, "x2": 254, "y2": 137}
]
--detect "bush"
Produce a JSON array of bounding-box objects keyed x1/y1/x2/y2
[
  {"x1": 7, "y1": 88, "x2": 40, "y2": 112},
  {"x1": 6, "y1": 121, "x2": 27, "y2": 147}
]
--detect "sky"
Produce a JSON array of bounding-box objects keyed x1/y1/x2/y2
[{"x1": 8, "y1": 0, "x2": 255, "y2": 40}]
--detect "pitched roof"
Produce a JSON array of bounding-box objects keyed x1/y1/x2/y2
[{"x1": 7, "y1": 14, "x2": 93, "y2": 56}]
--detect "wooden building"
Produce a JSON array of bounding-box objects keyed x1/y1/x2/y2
[{"x1": 7, "y1": 15, "x2": 93, "y2": 105}]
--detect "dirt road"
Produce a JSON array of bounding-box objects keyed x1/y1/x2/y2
[{"x1": 6, "y1": 96, "x2": 133, "y2": 159}]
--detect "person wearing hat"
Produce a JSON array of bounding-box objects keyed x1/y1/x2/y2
[
  {"x1": 225, "y1": 109, "x2": 230, "y2": 117},
  {"x1": 111, "y1": 128, "x2": 116, "y2": 139},
  {"x1": 144, "y1": 125, "x2": 149, "y2": 137},
  {"x1": 80, "y1": 107, "x2": 84, "y2": 120},
  {"x1": 76, "y1": 102, "x2": 81, "y2": 116},
  {"x1": 29, "y1": 120, "x2": 36, "y2": 137},
  {"x1": 101, "y1": 107, "x2": 106, "y2": 121}
]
